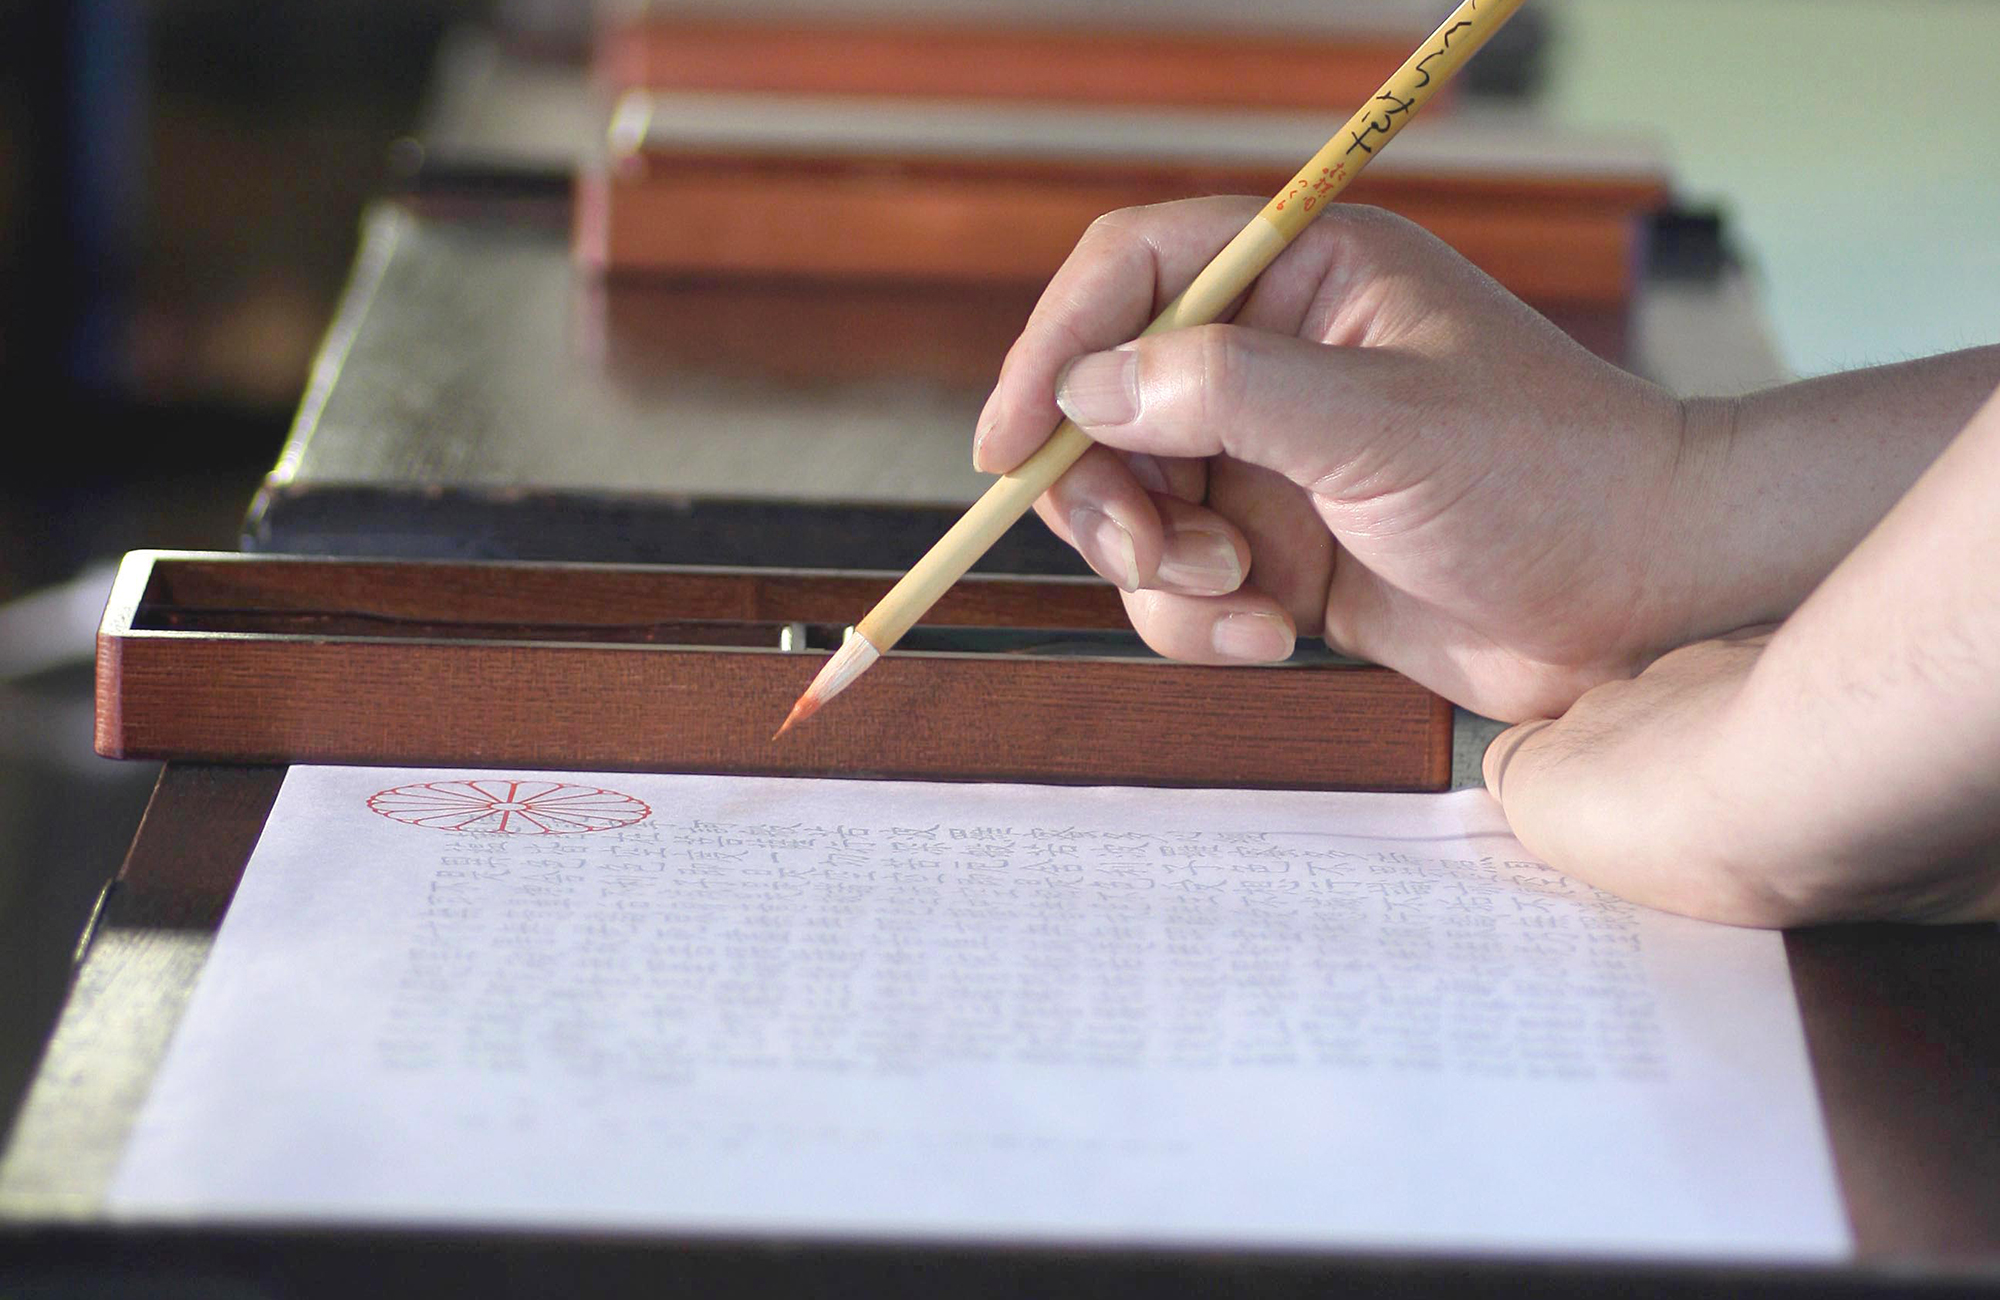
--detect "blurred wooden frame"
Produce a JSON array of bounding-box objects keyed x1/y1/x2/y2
[
  {"x1": 577, "y1": 93, "x2": 1669, "y2": 361},
  {"x1": 594, "y1": 18, "x2": 1433, "y2": 113}
]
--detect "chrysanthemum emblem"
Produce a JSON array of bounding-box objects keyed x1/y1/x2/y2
[{"x1": 366, "y1": 779, "x2": 652, "y2": 835}]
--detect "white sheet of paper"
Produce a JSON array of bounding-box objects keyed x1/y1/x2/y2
[{"x1": 111, "y1": 766, "x2": 1849, "y2": 1260}]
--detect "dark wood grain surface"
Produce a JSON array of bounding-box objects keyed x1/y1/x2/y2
[
  {"x1": 4, "y1": 1222, "x2": 1997, "y2": 1300},
  {"x1": 241, "y1": 200, "x2": 1097, "y2": 571},
  {"x1": 1788, "y1": 926, "x2": 2000, "y2": 1263},
  {"x1": 251, "y1": 203, "x2": 1012, "y2": 509},
  {"x1": 0, "y1": 766, "x2": 284, "y2": 1212},
  {"x1": 248, "y1": 486, "x2": 1096, "y2": 574}
]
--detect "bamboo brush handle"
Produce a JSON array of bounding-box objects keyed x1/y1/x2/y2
[{"x1": 855, "y1": 0, "x2": 1526, "y2": 654}]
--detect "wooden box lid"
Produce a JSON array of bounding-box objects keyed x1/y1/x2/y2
[{"x1": 579, "y1": 93, "x2": 1669, "y2": 316}]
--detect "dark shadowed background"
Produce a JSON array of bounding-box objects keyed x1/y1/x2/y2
[{"x1": 0, "y1": 0, "x2": 496, "y2": 1127}]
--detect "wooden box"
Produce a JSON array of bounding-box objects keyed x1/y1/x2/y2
[
  {"x1": 96, "y1": 551, "x2": 1452, "y2": 791},
  {"x1": 576, "y1": 92, "x2": 1669, "y2": 362},
  {"x1": 594, "y1": 16, "x2": 1435, "y2": 114}
]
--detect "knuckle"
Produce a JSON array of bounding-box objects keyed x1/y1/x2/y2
[
  {"x1": 1189, "y1": 325, "x2": 1251, "y2": 431},
  {"x1": 1309, "y1": 204, "x2": 1450, "y2": 285},
  {"x1": 1080, "y1": 206, "x2": 1148, "y2": 249},
  {"x1": 1122, "y1": 590, "x2": 1183, "y2": 658},
  {"x1": 1327, "y1": 202, "x2": 1429, "y2": 248}
]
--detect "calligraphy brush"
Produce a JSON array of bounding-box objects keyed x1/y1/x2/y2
[{"x1": 777, "y1": 0, "x2": 1528, "y2": 739}]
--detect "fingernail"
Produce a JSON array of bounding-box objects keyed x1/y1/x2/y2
[
  {"x1": 1157, "y1": 526, "x2": 1242, "y2": 595},
  {"x1": 1056, "y1": 349, "x2": 1139, "y2": 427},
  {"x1": 1068, "y1": 507, "x2": 1140, "y2": 592},
  {"x1": 1212, "y1": 612, "x2": 1292, "y2": 662},
  {"x1": 972, "y1": 388, "x2": 1001, "y2": 472},
  {"x1": 1124, "y1": 451, "x2": 1171, "y2": 495}
]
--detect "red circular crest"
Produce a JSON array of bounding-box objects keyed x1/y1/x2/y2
[{"x1": 367, "y1": 779, "x2": 651, "y2": 835}]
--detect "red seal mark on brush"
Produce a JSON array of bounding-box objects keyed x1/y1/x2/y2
[{"x1": 366, "y1": 779, "x2": 652, "y2": 835}]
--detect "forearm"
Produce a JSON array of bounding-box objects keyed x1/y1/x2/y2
[
  {"x1": 1702, "y1": 379, "x2": 2000, "y2": 923},
  {"x1": 1666, "y1": 345, "x2": 2000, "y2": 646}
]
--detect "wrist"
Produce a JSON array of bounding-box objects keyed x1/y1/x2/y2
[
  {"x1": 1647, "y1": 391, "x2": 1801, "y2": 654},
  {"x1": 1624, "y1": 391, "x2": 1746, "y2": 665},
  {"x1": 1703, "y1": 622, "x2": 2000, "y2": 925},
  {"x1": 1653, "y1": 354, "x2": 1996, "y2": 658}
]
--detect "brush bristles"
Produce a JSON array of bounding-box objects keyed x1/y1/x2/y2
[
  {"x1": 772, "y1": 633, "x2": 881, "y2": 739},
  {"x1": 771, "y1": 694, "x2": 821, "y2": 740}
]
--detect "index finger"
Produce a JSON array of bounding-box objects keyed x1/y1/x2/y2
[{"x1": 973, "y1": 197, "x2": 1268, "y2": 475}]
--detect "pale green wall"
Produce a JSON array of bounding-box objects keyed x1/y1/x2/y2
[{"x1": 1539, "y1": 0, "x2": 2000, "y2": 377}]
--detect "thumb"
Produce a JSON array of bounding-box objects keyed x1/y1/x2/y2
[{"x1": 1054, "y1": 324, "x2": 1425, "y2": 494}]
